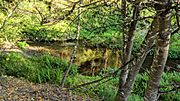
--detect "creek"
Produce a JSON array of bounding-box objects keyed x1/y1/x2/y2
[
  {"x1": 26, "y1": 41, "x2": 122, "y2": 75},
  {"x1": 25, "y1": 41, "x2": 180, "y2": 75}
]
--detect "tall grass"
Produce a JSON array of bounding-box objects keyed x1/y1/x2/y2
[{"x1": 0, "y1": 52, "x2": 179, "y2": 101}]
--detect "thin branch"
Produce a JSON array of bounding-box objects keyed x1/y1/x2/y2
[
  {"x1": 42, "y1": 1, "x2": 79, "y2": 24},
  {"x1": 0, "y1": 4, "x2": 18, "y2": 31},
  {"x1": 171, "y1": 5, "x2": 180, "y2": 35},
  {"x1": 80, "y1": 0, "x2": 103, "y2": 8},
  {"x1": 82, "y1": 77, "x2": 115, "y2": 93},
  {"x1": 135, "y1": 16, "x2": 155, "y2": 22},
  {"x1": 171, "y1": 27, "x2": 180, "y2": 35},
  {"x1": 69, "y1": 57, "x2": 135, "y2": 90},
  {"x1": 42, "y1": 0, "x2": 104, "y2": 24},
  {"x1": 34, "y1": 6, "x2": 45, "y2": 25},
  {"x1": 17, "y1": 8, "x2": 39, "y2": 14},
  {"x1": 61, "y1": 0, "x2": 81, "y2": 87},
  {"x1": 175, "y1": 6, "x2": 180, "y2": 28}
]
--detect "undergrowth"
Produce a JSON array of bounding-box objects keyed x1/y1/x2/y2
[{"x1": 0, "y1": 52, "x2": 179, "y2": 101}]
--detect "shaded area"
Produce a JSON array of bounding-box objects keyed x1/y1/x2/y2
[
  {"x1": 25, "y1": 41, "x2": 122, "y2": 75},
  {"x1": 142, "y1": 55, "x2": 180, "y2": 72}
]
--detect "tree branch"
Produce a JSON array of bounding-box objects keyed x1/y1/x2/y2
[
  {"x1": 69, "y1": 57, "x2": 135, "y2": 90},
  {"x1": 42, "y1": 0, "x2": 104, "y2": 24},
  {"x1": 61, "y1": 0, "x2": 82, "y2": 87},
  {"x1": 34, "y1": 6, "x2": 45, "y2": 25},
  {"x1": 42, "y1": 1, "x2": 79, "y2": 24},
  {"x1": 0, "y1": 4, "x2": 18, "y2": 31}
]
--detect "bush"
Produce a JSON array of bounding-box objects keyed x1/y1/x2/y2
[
  {"x1": 0, "y1": 53, "x2": 78, "y2": 84},
  {"x1": 0, "y1": 52, "x2": 35, "y2": 79}
]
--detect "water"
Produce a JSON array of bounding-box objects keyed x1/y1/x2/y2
[
  {"x1": 27, "y1": 41, "x2": 122, "y2": 75},
  {"x1": 26, "y1": 41, "x2": 180, "y2": 75}
]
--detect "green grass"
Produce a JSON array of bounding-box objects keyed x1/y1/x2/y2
[{"x1": 0, "y1": 52, "x2": 179, "y2": 101}]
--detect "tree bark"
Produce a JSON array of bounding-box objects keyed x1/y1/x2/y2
[
  {"x1": 144, "y1": 1, "x2": 172, "y2": 101},
  {"x1": 117, "y1": 1, "x2": 140, "y2": 93},
  {"x1": 61, "y1": 0, "x2": 81, "y2": 87},
  {"x1": 116, "y1": 14, "x2": 159, "y2": 101},
  {"x1": 119, "y1": 0, "x2": 128, "y2": 90}
]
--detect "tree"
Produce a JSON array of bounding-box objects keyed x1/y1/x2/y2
[
  {"x1": 116, "y1": 1, "x2": 140, "y2": 100},
  {"x1": 61, "y1": 0, "x2": 81, "y2": 87},
  {"x1": 116, "y1": 10, "x2": 159, "y2": 101},
  {"x1": 144, "y1": 0, "x2": 172, "y2": 100},
  {"x1": 116, "y1": 0, "x2": 179, "y2": 100}
]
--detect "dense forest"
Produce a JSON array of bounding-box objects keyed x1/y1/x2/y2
[{"x1": 0, "y1": 0, "x2": 179, "y2": 101}]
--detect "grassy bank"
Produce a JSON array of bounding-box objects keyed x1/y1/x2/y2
[{"x1": 0, "y1": 52, "x2": 179, "y2": 101}]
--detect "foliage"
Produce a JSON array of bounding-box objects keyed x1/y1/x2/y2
[
  {"x1": 169, "y1": 34, "x2": 180, "y2": 59},
  {"x1": 0, "y1": 52, "x2": 77, "y2": 83},
  {"x1": 128, "y1": 94, "x2": 143, "y2": 101},
  {"x1": 0, "y1": 52, "x2": 179, "y2": 101},
  {"x1": 0, "y1": 0, "x2": 179, "y2": 58},
  {"x1": 159, "y1": 72, "x2": 180, "y2": 101},
  {"x1": 16, "y1": 41, "x2": 29, "y2": 49},
  {"x1": 0, "y1": 52, "x2": 34, "y2": 79},
  {"x1": 0, "y1": 0, "x2": 180, "y2": 100},
  {"x1": 133, "y1": 73, "x2": 148, "y2": 97}
]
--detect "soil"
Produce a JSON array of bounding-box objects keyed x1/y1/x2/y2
[{"x1": 0, "y1": 75, "x2": 86, "y2": 101}]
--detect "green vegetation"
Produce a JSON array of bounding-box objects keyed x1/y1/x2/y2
[
  {"x1": 0, "y1": 0, "x2": 179, "y2": 57},
  {"x1": 0, "y1": 0, "x2": 179, "y2": 100},
  {"x1": 0, "y1": 52, "x2": 179, "y2": 101}
]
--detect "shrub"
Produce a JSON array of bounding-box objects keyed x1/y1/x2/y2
[
  {"x1": 0, "y1": 53, "x2": 78, "y2": 84},
  {"x1": 0, "y1": 52, "x2": 34, "y2": 79},
  {"x1": 17, "y1": 41, "x2": 29, "y2": 49}
]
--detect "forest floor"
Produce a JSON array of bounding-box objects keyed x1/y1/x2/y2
[{"x1": 0, "y1": 75, "x2": 87, "y2": 101}]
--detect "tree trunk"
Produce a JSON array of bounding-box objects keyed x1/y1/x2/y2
[
  {"x1": 118, "y1": 0, "x2": 128, "y2": 90},
  {"x1": 117, "y1": 1, "x2": 140, "y2": 95},
  {"x1": 144, "y1": 1, "x2": 171, "y2": 100},
  {"x1": 116, "y1": 14, "x2": 159, "y2": 101},
  {"x1": 61, "y1": 0, "x2": 81, "y2": 87}
]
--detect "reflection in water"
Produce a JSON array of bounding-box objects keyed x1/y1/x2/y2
[
  {"x1": 27, "y1": 42, "x2": 122, "y2": 75},
  {"x1": 26, "y1": 42, "x2": 180, "y2": 75}
]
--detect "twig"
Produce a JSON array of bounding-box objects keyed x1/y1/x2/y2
[
  {"x1": 0, "y1": 4, "x2": 18, "y2": 31},
  {"x1": 82, "y1": 77, "x2": 115, "y2": 93},
  {"x1": 42, "y1": 1, "x2": 79, "y2": 24},
  {"x1": 80, "y1": 0, "x2": 103, "y2": 8},
  {"x1": 34, "y1": 6, "x2": 45, "y2": 25},
  {"x1": 69, "y1": 57, "x2": 135, "y2": 90},
  {"x1": 42, "y1": 0, "x2": 104, "y2": 24}
]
